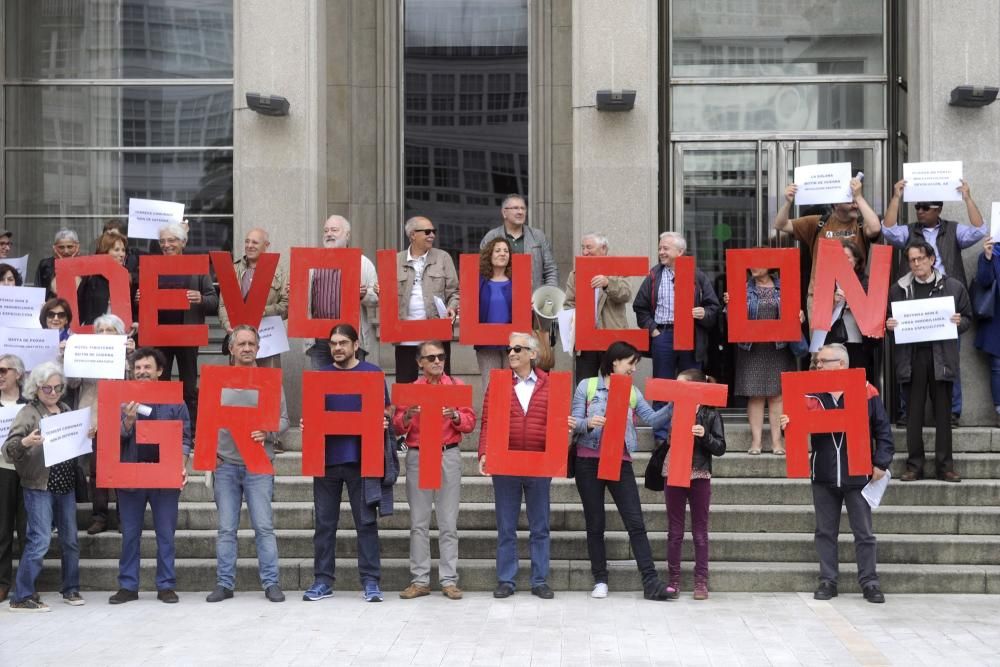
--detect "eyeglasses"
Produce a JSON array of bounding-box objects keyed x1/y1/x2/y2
[
  {"x1": 414, "y1": 228, "x2": 436, "y2": 236},
  {"x1": 503, "y1": 206, "x2": 526, "y2": 211},
  {"x1": 814, "y1": 357, "x2": 842, "y2": 367},
  {"x1": 420, "y1": 353, "x2": 446, "y2": 362},
  {"x1": 505, "y1": 345, "x2": 529, "y2": 354},
  {"x1": 39, "y1": 384, "x2": 65, "y2": 395},
  {"x1": 0, "y1": 241, "x2": 11, "y2": 247},
  {"x1": 328, "y1": 339, "x2": 354, "y2": 348},
  {"x1": 46, "y1": 311, "x2": 68, "y2": 320},
  {"x1": 914, "y1": 204, "x2": 941, "y2": 212},
  {"x1": 907, "y1": 254, "x2": 931, "y2": 264},
  {"x1": 0, "y1": 367, "x2": 14, "y2": 375}
]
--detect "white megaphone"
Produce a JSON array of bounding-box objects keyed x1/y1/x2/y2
[{"x1": 532, "y1": 286, "x2": 566, "y2": 321}]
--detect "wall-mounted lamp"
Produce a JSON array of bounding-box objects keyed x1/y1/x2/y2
[
  {"x1": 246, "y1": 92, "x2": 290, "y2": 116},
  {"x1": 948, "y1": 86, "x2": 997, "y2": 108},
  {"x1": 596, "y1": 89, "x2": 636, "y2": 112}
]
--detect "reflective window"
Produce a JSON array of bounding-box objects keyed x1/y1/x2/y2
[{"x1": 404, "y1": 0, "x2": 529, "y2": 258}]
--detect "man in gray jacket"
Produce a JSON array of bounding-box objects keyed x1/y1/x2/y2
[{"x1": 479, "y1": 194, "x2": 558, "y2": 290}]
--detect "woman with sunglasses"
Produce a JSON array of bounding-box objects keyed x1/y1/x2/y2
[
  {"x1": 567, "y1": 340, "x2": 673, "y2": 601},
  {"x1": 0, "y1": 262, "x2": 23, "y2": 286},
  {"x1": 2, "y1": 361, "x2": 84, "y2": 612},
  {"x1": 475, "y1": 237, "x2": 514, "y2": 386},
  {"x1": 0, "y1": 354, "x2": 28, "y2": 603}
]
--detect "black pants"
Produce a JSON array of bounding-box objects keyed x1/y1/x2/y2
[
  {"x1": 905, "y1": 346, "x2": 953, "y2": 476},
  {"x1": 0, "y1": 467, "x2": 27, "y2": 589},
  {"x1": 812, "y1": 483, "x2": 879, "y2": 588},
  {"x1": 574, "y1": 457, "x2": 658, "y2": 589},
  {"x1": 574, "y1": 351, "x2": 604, "y2": 386},
  {"x1": 158, "y1": 345, "x2": 200, "y2": 428},
  {"x1": 394, "y1": 342, "x2": 451, "y2": 384},
  {"x1": 312, "y1": 463, "x2": 381, "y2": 585}
]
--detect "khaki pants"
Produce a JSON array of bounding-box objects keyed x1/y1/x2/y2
[{"x1": 406, "y1": 446, "x2": 462, "y2": 586}]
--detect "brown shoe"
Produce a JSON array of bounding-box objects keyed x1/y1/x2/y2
[
  {"x1": 398, "y1": 583, "x2": 430, "y2": 599},
  {"x1": 86, "y1": 519, "x2": 107, "y2": 535},
  {"x1": 938, "y1": 471, "x2": 962, "y2": 483},
  {"x1": 899, "y1": 470, "x2": 921, "y2": 482},
  {"x1": 0, "y1": 585, "x2": 8, "y2": 602},
  {"x1": 441, "y1": 584, "x2": 463, "y2": 600},
  {"x1": 157, "y1": 589, "x2": 179, "y2": 604}
]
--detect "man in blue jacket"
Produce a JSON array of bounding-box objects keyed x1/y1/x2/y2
[
  {"x1": 780, "y1": 343, "x2": 893, "y2": 604},
  {"x1": 110, "y1": 347, "x2": 192, "y2": 605}
]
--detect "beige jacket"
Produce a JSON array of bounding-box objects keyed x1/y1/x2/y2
[
  {"x1": 563, "y1": 269, "x2": 632, "y2": 331},
  {"x1": 395, "y1": 247, "x2": 459, "y2": 319},
  {"x1": 218, "y1": 255, "x2": 289, "y2": 332}
]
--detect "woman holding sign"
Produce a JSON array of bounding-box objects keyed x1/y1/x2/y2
[
  {"x1": 0, "y1": 353, "x2": 27, "y2": 603},
  {"x1": 1, "y1": 361, "x2": 83, "y2": 612},
  {"x1": 567, "y1": 341, "x2": 673, "y2": 601}
]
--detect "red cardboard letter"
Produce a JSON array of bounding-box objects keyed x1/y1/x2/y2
[
  {"x1": 193, "y1": 365, "x2": 283, "y2": 475},
  {"x1": 810, "y1": 238, "x2": 892, "y2": 338},
  {"x1": 138, "y1": 254, "x2": 210, "y2": 346},
  {"x1": 376, "y1": 249, "x2": 453, "y2": 343},
  {"x1": 484, "y1": 369, "x2": 572, "y2": 477},
  {"x1": 726, "y1": 247, "x2": 802, "y2": 343},
  {"x1": 458, "y1": 253, "x2": 533, "y2": 346},
  {"x1": 286, "y1": 247, "x2": 361, "y2": 339},
  {"x1": 56, "y1": 255, "x2": 133, "y2": 333},
  {"x1": 211, "y1": 251, "x2": 279, "y2": 329},
  {"x1": 673, "y1": 256, "x2": 695, "y2": 350},
  {"x1": 780, "y1": 369, "x2": 871, "y2": 478},
  {"x1": 96, "y1": 380, "x2": 185, "y2": 489},
  {"x1": 645, "y1": 378, "x2": 728, "y2": 488},
  {"x1": 391, "y1": 382, "x2": 473, "y2": 489},
  {"x1": 575, "y1": 256, "x2": 648, "y2": 352},
  {"x1": 300, "y1": 370, "x2": 386, "y2": 477},
  {"x1": 596, "y1": 373, "x2": 633, "y2": 481}
]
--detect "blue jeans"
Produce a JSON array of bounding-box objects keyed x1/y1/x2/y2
[
  {"x1": 214, "y1": 462, "x2": 279, "y2": 590},
  {"x1": 650, "y1": 326, "x2": 698, "y2": 440},
  {"x1": 492, "y1": 475, "x2": 551, "y2": 588},
  {"x1": 312, "y1": 463, "x2": 381, "y2": 586},
  {"x1": 990, "y1": 355, "x2": 1000, "y2": 411},
  {"x1": 117, "y1": 488, "x2": 180, "y2": 591},
  {"x1": 14, "y1": 488, "x2": 79, "y2": 602}
]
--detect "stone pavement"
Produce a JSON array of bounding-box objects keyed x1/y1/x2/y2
[{"x1": 2, "y1": 592, "x2": 998, "y2": 666}]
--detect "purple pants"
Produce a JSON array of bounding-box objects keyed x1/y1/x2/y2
[{"x1": 665, "y1": 479, "x2": 711, "y2": 582}]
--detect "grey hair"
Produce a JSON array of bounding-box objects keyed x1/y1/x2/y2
[
  {"x1": 229, "y1": 324, "x2": 261, "y2": 346},
  {"x1": 582, "y1": 233, "x2": 609, "y2": 250},
  {"x1": 508, "y1": 331, "x2": 539, "y2": 352},
  {"x1": 501, "y1": 193, "x2": 526, "y2": 210},
  {"x1": 93, "y1": 313, "x2": 126, "y2": 335},
  {"x1": 403, "y1": 216, "x2": 431, "y2": 236},
  {"x1": 0, "y1": 354, "x2": 26, "y2": 383},
  {"x1": 246, "y1": 227, "x2": 270, "y2": 243},
  {"x1": 159, "y1": 222, "x2": 188, "y2": 243},
  {"x1": 54, "y1": 229, "x2": 79, "y2": 244},
  {"x1": 324, "y1": 215, "x2": 351, "y2": 234},
  {"x1": 23, "y1": 361, "x2": 64, "y2": 401},
  {"x1": 820, "y1": 343, "x2": 850, "y2": 365},
  {"x1": 658, "y1": 231, "x2": 687, "y2": 253}
]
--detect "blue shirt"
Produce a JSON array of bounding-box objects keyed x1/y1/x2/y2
[
  {"x1": 321, "y1": 360, "x2": 390, "y2": 466},
  {"x1": 654, "y1": 267, "x2": 675, "y2": 324},
  {"x1": 881, "y1": 222, "x2": 986, "y2": 276}
]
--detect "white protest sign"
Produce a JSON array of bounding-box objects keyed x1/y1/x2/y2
[
  {"x1": 991, "y1": 202, "x2": 1000, "y2": 243},
  {"x1": 890, "y1": 296, "x2": 958, "y2": 344},
  {"x1": 0, "y1": 404, "x2": 26, "y2": 469},
  {"x1": 902, "y1": 161, "x2": 963, "y2": 202},
  {"x1": 5, "y1": 254, "x2": 29, "y2": 280},
  {"x1": 128, "y1": 198, "x2": 185, "y2": 240},
  {"x1": 0, "y1": 286, "x2": 45, "y2": 328},
  {"x1": 257, "y1": 316, "x2": 290, "y2": 358},
  {"x1": 793, "y1": 162, "x2": 853, "y2": 206},
  {"x1": 63, "y1": 334, "x2": 127, "y2": 379},
  {"x1": 557, "y1": 308, "x2": 575, "y2": 354},
  {"x1": 41, "y1": 406, "x2": 93, "y2": 467},
  {"x1": 0, "y1": 327, "x2": 60, "y2": 370}
]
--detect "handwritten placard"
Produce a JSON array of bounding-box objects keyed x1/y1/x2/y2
[
  {"x1": 902, "y1": 161, "x2": 963, "y2": 202},
  {"x1": 793, "y1": 162, "x2": 853, "y2": 206},
  {"x1": 128, "y1": 198, "x2": 185, "y2": 240},
  {"x1": 0, "y1": 286, "x2": 45, "y2": 328}
]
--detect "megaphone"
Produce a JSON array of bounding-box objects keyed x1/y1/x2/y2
[{"x1": 532, "y1": 286, "x2": 566, "y2": 320}]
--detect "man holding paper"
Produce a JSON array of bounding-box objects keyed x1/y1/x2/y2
[{"x1": 886, "y1": 241, "x2": 971, "y2": 483}]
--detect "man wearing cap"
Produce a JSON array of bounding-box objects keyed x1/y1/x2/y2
[
  {"x1": 880, "y1": 178, "x2": 986, "y2": 425},
  {"x1": 0, "y1": 230, "x2": 11, "y2": 259}
]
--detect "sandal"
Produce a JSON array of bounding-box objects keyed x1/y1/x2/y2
[
  {"x1": 772, "y1": 448, "x2": 786, "y2": 456},
  {"x1": 747, "y1": 447, "x2": 762, "y2": 455}
]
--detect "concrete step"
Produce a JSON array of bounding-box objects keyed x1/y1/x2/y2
[
  {"x1": 174, "y1": 475, "x2": 1000, "y2": 506},
  {"x1": 78, "y1": 502, "x2": 1000, "y2": 536},
  {"x1": 60, "y1": 529, "x2": 1000, "y2": 566},
  {"x1": 28, "y1": 557, "x2": 1000, "y2": 594}
]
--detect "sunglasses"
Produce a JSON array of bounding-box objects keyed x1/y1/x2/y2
[
  {"x1": 505, "y1": 345, "x2": 529, "y2": 354},
  {"x1": 46, "y1": 311, "x2": 68, "y2": 320},
  {"x1": 0, "y1": 367, "x2": 14, "y2": 375},
  {"x1": 914, "y1": 204, "x2": 941, "y2": 211},
  {"x1": 420, "y1": 353, "x2": 446, "y2": 362},
  {"x1": 40, "y1": 384, "x2": 65, "y2": 395},
  {"x1": 414, "y1": 228, "x2": 436, "y2": 236}
]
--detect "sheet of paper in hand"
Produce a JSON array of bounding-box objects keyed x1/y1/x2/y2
[
  {"x1": 902, "y1": 161, "x2": 963, "y2": 202},
  {"x1": 793, "y1": 162, "x2": 853, "y2": 206},
  {"x1": 890, "y1": 296, "x2": 958, "y2": 344},
  {"x1": 128, "y1": 198, "x2": 185, "y2": 240}
]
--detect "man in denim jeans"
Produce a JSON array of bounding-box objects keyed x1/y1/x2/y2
[{"x1": 205, "y1": 325, "x2": 289, "y2": 603}]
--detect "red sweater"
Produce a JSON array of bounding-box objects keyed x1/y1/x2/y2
[
  {"x1": 391, "y1": 374, "x2": 476, "y2": 448},
  {"x1": 478, "y1": 368, "x2": 550, "y2": 458}
]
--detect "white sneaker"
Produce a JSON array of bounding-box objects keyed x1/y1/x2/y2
[{"x1": 591, "y1": 583, "x2": 608, "y2": 599}]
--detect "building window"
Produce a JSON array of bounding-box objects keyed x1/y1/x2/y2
[{"x1": 403, "y1": 0, "x2": 528, "y2": 259}]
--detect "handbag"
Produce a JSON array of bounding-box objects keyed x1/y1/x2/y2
[
  {"x1": 643, "y1": 440, "x2": 668, "y2": 491},
  {"x1": 971, "y1": 278, "x2": 997, "y2": 320}
]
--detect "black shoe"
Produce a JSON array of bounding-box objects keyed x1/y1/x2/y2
[
  {"x1": 951, "y1": 414, "x2": 960, "y2": 428},
  {"x1": 643, "y1": 581, "x2": 671, "y2": 601},
  {"x1": 813, "y1": 581, "x2": 838, "y2": 600},
  {"x1": 157, "y1": 589, "x2": 179, "y2": 604},
  {"x1": 531, "y1": 584, "x2": 555, "y2": 599},
  {"x1": 264, "y1": 584, "x2": 286, "y2": 603},
  {"x1": 493, "y1": 582, "x2": 515, "y2": 599},
  {"x1": 899, "y1": 470, "x2": 922, "y2": 482},
  {"x1": 205, "y1": 586, "x2": 233, "y2": 603},
  {"x1": 863, "y1": 585, "x2": 885, "y2": 603},
  {"x1": 109, "y1": 589, "x2": 138, "y2": 605},
  {"x1": 895, "y1": 415, "x2": 906, "y2": 428}
]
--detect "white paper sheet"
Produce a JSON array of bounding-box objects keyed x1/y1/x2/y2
[
  {"x1": 991, "y1": 202, "x2": 1000, "y2": 243},
  {"x1": 63, "y1": 334, "x2": 128, "y2": 379},
  {"x1": 902, "y1": 161, "x2": 963, "y2": 202},
  {"x1": 257, "y1": 315, "x2": 290, "y2": 358},
  {"x1": 0, "y1": 285, "x2": 45, "y2": 328},
  {"x1": 556, "y1": 308, "x2": 575, "y2": 353},
  {"x1": 793, "y1": 162, "x2": 853, "y2": 206},
  {"x1": 0, "y1": 404, "x2": 26, "y2": 470},
  {"x1": 862, "y1": 469, "x2": 891, "y2": 509},
  {"x1": 0, "y1": 327, "x2": 60, "y2": 370},
  {"x1": 41, "y1": 407, "x2": 93, "y2": 467},
  {"x1": 128, "y1": 198, "x2": 185, "y2": 240},
  {"x1": 890, "y1": 296, "x2": 958, "y2": 344},
  {"x1": 809, "y1": 302, "x2": 846, "y2": 353},
  {"x1": 433, "y1": 296, "x2": 449, "y2": 319},
  {"x1": 5, "y1": 254, "x2": 29, "y2": 281}
]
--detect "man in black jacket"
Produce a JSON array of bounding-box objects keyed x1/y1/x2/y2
[
  {"x1": 633, "y1": 231, "x2": 719, "y2": 444},
  {"x1": 886, "y1": 240, "x2": 971, "y2": 483},
  {"x1": 35, "y1": 229, "x2": 81, "y2": 300},
  {"x1": 780, "y1": 343, "x2": 893, "y2": 604}
]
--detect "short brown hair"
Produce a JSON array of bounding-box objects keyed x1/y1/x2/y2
[{"x1": 95, "y1": 231, "x2": 127, "y2": 255}]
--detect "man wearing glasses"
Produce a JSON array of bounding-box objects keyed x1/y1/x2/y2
[
  {"x1": 886, "y1": 241, "x2": 972, "y2": 483},
  {"x1": 881, "y1": 178, "x2": 986, "y2": 426},
  {"x1": 779, "y1": 343, "x2": 894, "y2": 604},
  {"x1": 35, "y1": 229, "x2": 81, "y2": 300},
  {"x1": 0, "y1": 230, "x2": 12, "y2": 259},
  {"x1": 393, "y1": 216, "x2": 459, "y2": 383},
  {"x1": 480, "y1": 194, "x2": 558, "y2": 290},
  {"x1": 392, "y1": 341, "x2": 475, "y2": 601}
]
